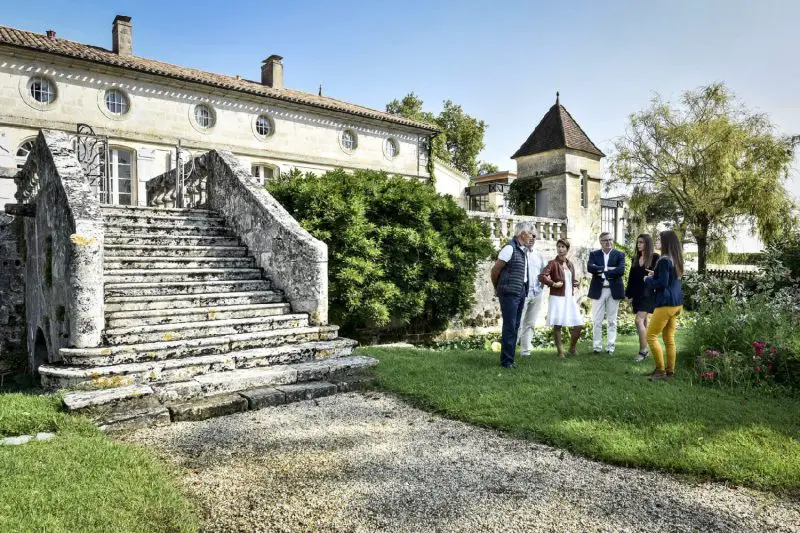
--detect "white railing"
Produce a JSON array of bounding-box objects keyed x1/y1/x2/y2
[{"x1": 467, "y1": 210, "x2": 567, "y2": 247}]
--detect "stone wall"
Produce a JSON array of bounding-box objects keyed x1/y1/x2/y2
[
  {"x1": 0, "y1": 211, "x2": 25, "y2": 362},
  {"x1": 20, "y1": 131, "x2": 104, "y2": 370},
  {"x1": 202, "y1": 150, "x2": 329, "y2": 325}
]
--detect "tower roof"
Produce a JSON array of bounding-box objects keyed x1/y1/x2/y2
[{"x1": 511, "y1": 93, "x2": 605, "y2": 159}]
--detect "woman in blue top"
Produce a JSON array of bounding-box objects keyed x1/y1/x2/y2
[{"x1": 643, "y1": 230, "x2": 684, "y2": 380}]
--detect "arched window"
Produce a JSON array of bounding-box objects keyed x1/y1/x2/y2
[
  {"x1": 384, "y1": 138, "x2": 399, "y2": 159},
  {"x1": 194, "y1": 104, "x2": 215, "y2": 129},
  {"x1": 16, "y1": 139, "x2": 36, "y2": 168},
  {"x1": 340, "y1": 129, "x2": 357, "y2": 152}
]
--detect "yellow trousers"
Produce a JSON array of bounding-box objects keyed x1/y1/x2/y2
[{"x1": 646, "y1": 305, "x2": 682, "y2": 372}]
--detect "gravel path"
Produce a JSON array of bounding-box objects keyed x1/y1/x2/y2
[{"x1": 125, "y1": 392, "x2": 800, "y2": 532}]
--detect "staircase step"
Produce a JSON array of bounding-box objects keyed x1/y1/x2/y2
[
  {"x1": 104, "y1": 245, "x2": 247, "y2": 258},
  {"x1": 104, "y1": 213, "x2": 226, "y2": 228},
  {"x1": 104, "y1": 268, "x2": 264, "y2": 284},
  {"x1": 59, "y1": 326, "x2": 340, "y2": 366},
  {"x1": 105, "y1": 314, "x2": 309, "y2": 345},
  {"x1": 104, "y1": 223, "x2": 233, "y2": 237},
  {"x1": 106, "y1": 303, "x2": 292, "y2": 328},
  {"x1": 105, "y1": 234, "x2": 240, "y2": 247},
  {"x1": 104, "y1": 279, "x2": 271, "y2": 298},
  {"x1": 104, "y1": 256, "x2": 255, "y2": 270},
  {"x1": 100, "y1": 206, "x2": 217, "y2": 217},
  {"x1": 104, "y1": 291, "x2": 284, "y2": 312},
  {"x1": 41, "y1": 339, "x2": 358, "y2": 390}
]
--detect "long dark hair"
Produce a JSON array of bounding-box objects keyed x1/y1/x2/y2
[
  {"x1": 636, "y1": 234, "x2": 654, "y2": 269},
  {"x1": 659, "y1": 230, "x2": 684, "y2": 278}
]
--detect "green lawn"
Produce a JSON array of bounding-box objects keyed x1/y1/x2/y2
[
  {"x1": 0, "y1": 393, "x2": 199, "y2": 532},
  {"x1": 360, "y1": 334, "x2": 800, "y2": 494}
]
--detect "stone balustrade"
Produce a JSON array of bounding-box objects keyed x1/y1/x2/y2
[
  {"x1": 466, "y1": 210, "x2": 567, "y2": 248},
  {"x1": 146, "y1": 156, "x2": 208, "y2": 209}
]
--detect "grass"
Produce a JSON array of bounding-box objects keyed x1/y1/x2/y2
[
  {"x1": 0, "y1": 392, "x2": 199, "y2": 532},
  {"x1": 360, "y1": 334, "x2": 800, "y2": 494}
]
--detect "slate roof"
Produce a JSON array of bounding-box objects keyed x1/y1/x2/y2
[
  {"x1": 0, "y1": 24, "x2": 438, "y2": 133},
  {"x1": 511, "y1": 95, "x2": 605, "y2": 158}
]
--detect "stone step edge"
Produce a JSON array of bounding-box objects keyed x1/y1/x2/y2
[
  {"x1": 105, "y1": 290, "x2": 282, "y2": 304},
  {"x1": 104, "y1": 280, "x2": 269, "y2": 289},
  {"x1": 106, "y1": 302, "x2": 291, "y2": 319},
  {"x1": 104, "y1": 268, "x2": 263, "y2": 275},
  {"x1": 59, "y1": 325, "x2": 340, "y2": 358},
  {"x1": 104, "y1": 245, "x2": 245, "y2": 252},
  {"x1": 105, "y1": 313, "x2": 308, "y2": 336},
  {"x1": 100, "y1": 206, "x2": 217, "y2": 214},
  {"x1": 104, "y1": 256, "x2": 253, "y2": 262},
  {"x1": 104, "y1": 234, "x2": 239, "y2": 241},
  {"x1": 41, "y1": 340, "x2": 361, "y2": 381}
]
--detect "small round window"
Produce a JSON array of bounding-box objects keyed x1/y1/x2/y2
[
  {"x1": 255, "y1": 115, "x2": 274, "y2": 137},
  {"x1": 194, "y1": 104, "x2": 215, "y2": 129},
  {"x1": 341, "y1": 129, "x2": 357, "y2": 151},
  {"x1": 28, "y1": 76, "x2": 56, "y2": 104},
  {"x1": 105, "y1": 89, "x2": 129, "y2": 115},
  {"x1": 384, "y1": 138, "x2": 399, "y2": 159}
]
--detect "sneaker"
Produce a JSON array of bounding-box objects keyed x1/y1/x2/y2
[
  {"x1": 665, "y1": 371, "x2": 675, "y2": 378},
  {"x1": 593, "y1": 349, "x2": 602, "y2": 354},
  {"x1": 501, "y1": 363, "x2": 517, "y2": 369},
  {"x1": 633, "y1": 351, "x2": 649, "y2": 362},
  {"x1": 647, "y1": 370, "x2": 668, "y2": 380},
  {"x1": 606, "y1": 350, "x2": 615, "y2": 356},
  {"x1": 520, "y1": 352, "x2": 531, "y2": 358}
]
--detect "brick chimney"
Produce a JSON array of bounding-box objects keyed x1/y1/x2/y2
[
  {"x1": 45, "y1": 30, "x2": 56, "y2": 40},
  {"x1": 261, "y1": 55, "x2": 284, "y2": 89},
  {"x1": 112, "y1": 15, "x2": 133, "y2": 57}
]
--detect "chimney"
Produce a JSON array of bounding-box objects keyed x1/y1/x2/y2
[
  {"x1": 261, "y1": 55, "x2": 284, "y2": 89},
  {"x1": 46, "y1": 30, "x2": 56, "y2": 40},
  {"x1": 112, "y1": 15, "x2": 133, "y2": 57}
]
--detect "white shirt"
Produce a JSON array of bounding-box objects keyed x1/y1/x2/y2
[
  {"x1": 498, "y1": 242, "x2": 528, "y2": 284},
  {"x1": 602, "y1": 250, "x2": 611, "y2": 286},
  {"x1": 527, "y1": 250, "x2": 546, "y2": 297}
]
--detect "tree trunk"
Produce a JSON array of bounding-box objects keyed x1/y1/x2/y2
[{"x1": 696, "y1": 224, "x2": 709, "y2": 274}]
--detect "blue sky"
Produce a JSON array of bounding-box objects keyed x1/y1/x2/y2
[{"x1": 3, "y1": 0, "x2": 799, "y2": 199}]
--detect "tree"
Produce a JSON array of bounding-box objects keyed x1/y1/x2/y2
[
  {"x1": 477, "y1": 161, "x2": 499, "y2": 175},
  {"x1": 609, "y1": 83, "x2": 797, "y2": 273},
  {"x1": 267, "y1": 169, "x2": 493, "y2": 339},
  {"x1": 506, "y1": 177, "x2": 541, "y2": 216},
  {"x1": 386, "y1": 93, "x2": 488, "y2": 176}
]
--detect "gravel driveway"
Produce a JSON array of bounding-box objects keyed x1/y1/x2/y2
[{"x1": 125, "y1": 392, "x2": 800, "y2": 532}]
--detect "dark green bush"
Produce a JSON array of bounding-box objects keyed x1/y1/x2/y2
[
  {"x1": 267, "y1": 169, "x2": 493, "y2": 339},
  {"x1": 727, "y1": 252, "x2": 764, "y2": 265}
]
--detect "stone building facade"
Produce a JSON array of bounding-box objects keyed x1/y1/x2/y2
[{"x1": 0, "y1": 16, "x2": 470, "y2": 207}]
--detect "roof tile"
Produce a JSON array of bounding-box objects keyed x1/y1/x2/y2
[{"x1": 511, "y1": 99, "x2": 604, "y2": 158}]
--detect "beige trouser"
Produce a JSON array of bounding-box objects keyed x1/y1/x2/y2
[{"x1": 517, "y1": 293, "x2": 544, "y2": 355}]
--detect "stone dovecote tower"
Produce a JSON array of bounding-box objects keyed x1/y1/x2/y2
[{"x1": 511, "y1": 93, "x2": 605, "y2": 247}]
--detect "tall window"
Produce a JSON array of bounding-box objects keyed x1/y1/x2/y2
[
  {"x1": 105, "y1": 148, "x2": 135, "y2": 205},
  {"x1": 251, "y1": 164, "x2": 277, "y2": 184},
  {"x1": 601, "y1": 206, "x2": 616, "y2": 239},
  {"x1": 105, "y1": 89, "x2": 129, "y2": 115},
  {"x1": 29, "y1": 76, "x2": 56, "y2": 104},
  {"x1": 469, "y1": 195, "x2": 489, "y2": 212},
  {"x1": 580, "y1": 170, "x2": 588, "y2": 208},
  {"x1": 384, "y1": 138, "x2": 398, "y2": 159}
]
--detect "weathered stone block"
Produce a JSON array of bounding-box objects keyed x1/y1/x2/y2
[
  {"x1": 152, "y1": 381, "x2": 203, "y2": 403},
  {"x1": 62, "y1": 384, "x2": 157, "y2": 412},
  {"x1": 275, "y1": 381, "x2": 337, "y2": 403},
  {"x1": 98, "y1": 406, "x2": 171, "y2": 433},
  {"x1": 168, "y1": 393, "x2": 248, "y2": 422},
  {"x1": 239, "y1": 387, "x2": 286, "y2": 410}
]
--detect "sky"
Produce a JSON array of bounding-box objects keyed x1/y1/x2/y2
[{"x1": 3, "y1": 0, "x2": 799, "y2": 204}]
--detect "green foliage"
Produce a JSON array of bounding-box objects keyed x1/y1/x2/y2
[
  {"x1": 386, "y1": 93, "x2": 488, "y2": 176},
  {"x1": 765, "y1": 228, "x2": 800, "y2": 283},
  {"x1": 477, "y1": 161, "x2": 500, "y2": 175},
  {"x1": 727, "y1": 252, "x2": 764, "y2": 265},
  {"x1": 363, "y1": 335, "x2": 800, "y2": 492},
  {"x1": 268, "y1": 169, "x2": 493, "y2": 338},
  {"x1": 506, "y1": 177, "x2": 541, "y2": 216},
  {"x1": 609, "y1": 82, "x2": 797, "y2": 273}
]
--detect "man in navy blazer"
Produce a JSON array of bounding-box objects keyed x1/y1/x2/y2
[{"x1": 587, "y1": 232, "x2": 626, "y2": 354}]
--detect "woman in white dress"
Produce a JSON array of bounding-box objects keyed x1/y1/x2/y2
[{"x1": 539, "y1": 239, "x2": 584, "y2": 358}]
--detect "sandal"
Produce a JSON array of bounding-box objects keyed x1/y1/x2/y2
[
  {"x1": 647, "y1": 370, "x2": 668, "y2": 380},
  {"x1": 633, "y1": 350, "x2": 649, "y2": 362}
]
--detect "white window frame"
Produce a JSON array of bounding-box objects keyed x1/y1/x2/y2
[
  {"x1": 190, "y1": 104, "x2": 216, "y2": 132},
  {"x1": 104, "y1": 89, "x2": 129, "y2": 115},
  {"x1": 19, "y1": 75, "x2": 58, "y2": 111},
  {"x1": 383, "y1": 137, "x2": 399, "y2": 159},
  {"x1": 339, "y1": 129, "x2": 358, "y2": 153},
  {"x1": 251, "y1": 163, "x2": 278, "y2": 185},
  {"x1": 15, "y1": 139, "x2": 36, "y2": 168},
  {"x1": 104, "y1": 147, "x2": 137, "y2": 206},
  {"x1": 255, "y1": 115, "x2": 274, "y2": 137},
  {"x1": 580, "y1": 170, "x2": 588, "y2": 209}
]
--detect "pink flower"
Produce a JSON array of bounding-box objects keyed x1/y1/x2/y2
[
  {"x1": 704, "y1": 349, "x2": 720, "y2": 358},
  {"x1": 700, "y1": 371, "x2": 718, "y2": 381},
  {"x1": 754, "y1": 367, "x2": 762, "y2": 373},
  {"x1": 770, "y1": 347, "x2": 778, "y2": 355},
  {"x1": 752, "y1": 341, "x2": 766, "y2": 357}
]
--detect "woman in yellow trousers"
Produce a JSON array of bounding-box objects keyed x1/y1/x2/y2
[{"x1": 643, "y1": 230, "x2": 684, "y2": 380}]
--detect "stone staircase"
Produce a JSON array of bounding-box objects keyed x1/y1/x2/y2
[{"x1": 38, "y1": 205, "x2": 375, "y2": 430}]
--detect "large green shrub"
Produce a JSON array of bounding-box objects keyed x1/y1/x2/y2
[
  {"x1": 267, "y1": 169, "x2": 493, "y2": 339},
  {"x1": 506, "y1": 177, "x2": 541, "y2": 216}
]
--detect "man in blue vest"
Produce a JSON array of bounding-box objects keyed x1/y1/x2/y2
[
  {"x1": 587, "y1": 232, "x2": 626, "y2": 354},
  {"x1": 491, "y1": 222, "x2": 533, "y2": 368}
]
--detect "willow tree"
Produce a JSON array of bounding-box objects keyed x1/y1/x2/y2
[{"x1": 609, "y1": 83, "x2": 796, "y2": 272}]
